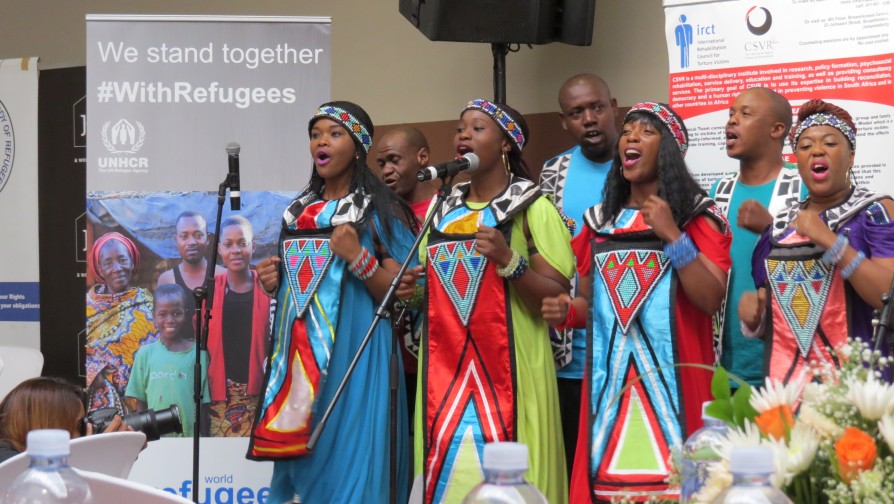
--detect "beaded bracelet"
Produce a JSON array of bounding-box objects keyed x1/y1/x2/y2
[
  {"x1": 356, "y1": 255, "x2": 379, "y2": 280},
  {"x1": 348, "y1": 247, "x2": 379, "y2": 281},
  {"x1": 663, "y1": 232, "x2": 699, "y2": 269},
  {"x1": 349, "y1": 247, "x2": 371, "y2": 271},
  {"x1": 496, "y1": 250, "x2": 528, "y2": 280},
  {"x1": 841, "y1": 251, "x2": 866, "y2": 280},
  {"x1": 821, "y1": 234, "x2": 849, "y2": 265}
]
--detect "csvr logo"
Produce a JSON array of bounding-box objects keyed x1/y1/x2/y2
[{"x1": 746, "y1": 6, "x2": 772, "y2": 36}]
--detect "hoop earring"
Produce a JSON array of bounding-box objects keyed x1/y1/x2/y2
[{"x1": 502, "y1": 151, "x2": 510, "y2": 175}]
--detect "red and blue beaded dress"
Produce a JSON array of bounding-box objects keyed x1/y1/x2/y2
[
  {"x1": 249, "y1": 190, "x2": 415, "y2": 503},
  {"x1": 569, "y1": 197, "x2": 731, "y2": 503},
  {"x1": 419, "y1": 177, "x2": 572, "y2": 504},
  {"x1": 752, "y1": 187, "x2": 894, "y2": 384}
]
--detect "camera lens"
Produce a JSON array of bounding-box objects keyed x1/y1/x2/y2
[{"x1": 122, "y1": 404, "x2": 183, "y2": 441}]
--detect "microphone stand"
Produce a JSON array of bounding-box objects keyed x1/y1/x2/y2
[
  {"x1": 306, "y1": 175, "x2": 456, "y2": 504},
  {"x1": 191, "y1": 174, "x2": 233, "y2": 504}
]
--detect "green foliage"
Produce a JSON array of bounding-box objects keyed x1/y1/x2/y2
[{"x1": 707, "y1": 366, "x2": 758, "y2": 429}]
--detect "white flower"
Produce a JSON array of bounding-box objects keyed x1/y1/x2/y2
[
  {"x1": 716, "y1": 422, "x2": 766, "y2": 461},
  {"x1": 801, "y1": 382, "x2": 823, "y2": 403},
  {"x1": 692, "y1": 465, "x2": 732, "y2": 503},
  {"x1": 879, "y1": 414, "x2": 894, "y2": 453},
  {"x1": 750, "y1": 376, "x2": 803, "y2": 413},
  {"x1": 784, "y1": 423, "x2": 820, "y2": 480},
  {"x1": 798, "y1": 403, "x2": 844, "y2": 439},
  {"x1": 764, "y1": 439, "x2": 789, "y2": 488},
  {"x1": 846, "y1": 374, "x2": 894, "y2": 421}
]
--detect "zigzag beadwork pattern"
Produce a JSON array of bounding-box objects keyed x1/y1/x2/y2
[
  {"x1": 595, "y1": 250, "x2": 671, "y2": 334},
  {"x1": 766, "y1": 258, "x2": 834, "y2": 358},
  {"x1": 427, "y1": 240, "x2": 488, "y2": 326},
  {"x1": 282, "y1": 238, "x2": 334, "y2": 317}
]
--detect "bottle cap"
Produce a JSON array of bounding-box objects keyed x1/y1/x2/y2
[
  {"x1": 729, "y1": 446, "x2": 775, "y2": 475},
  {"x1": 483, "y1": 442, "x2": 529, "y2": 472},
  {"x1": 26, "y1": 429, "x2": 71, "y2": 457}
]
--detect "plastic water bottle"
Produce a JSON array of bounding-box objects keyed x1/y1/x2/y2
[
  {"x1": 681, "y1": 402, "x2": 729, "y2": 502},
  {"x1": 462, "y1": 442, "x2": 548, "y2": 504},
  {"x1": 711, "y1": 446, "x2": 793, "y2": 503},
  {"x1": 3, "y1": 429, "x2": 92, "y2": 504}
]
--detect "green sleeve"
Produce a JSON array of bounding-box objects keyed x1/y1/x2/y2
[{"x1": 512, "y1": 197, "x2": 574, "y2": 278}]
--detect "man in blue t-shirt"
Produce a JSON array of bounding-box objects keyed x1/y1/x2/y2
[
  {"x1": 709, "y1": 87, "x2": 805, "y2": 388},
  {"x1": 539, "y1": 74, "x2": 618, "y2": 477}
]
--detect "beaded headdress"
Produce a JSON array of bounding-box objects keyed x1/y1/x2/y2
[
  {"x1": 462, "y1": 99, "x2": 526, "y2": 150},
  {"x1": 791, "y1": 112, "x2": 857, "y2": 150},
  {"x1": 625, "y1": 102, "x2": 689, "y2": 157},
  {"x1": 309, "y1": 101, "x2": 374, "y2": 154}
]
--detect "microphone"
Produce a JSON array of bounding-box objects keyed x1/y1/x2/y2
[
  {"x1": 417, "y1": 152, "x2": 479, "y2": 181},
  {"x1": 226, "y1": 142, "x2": 241, "y2": 211}
]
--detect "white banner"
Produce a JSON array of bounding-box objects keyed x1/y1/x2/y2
[
  {"x1": 664, "y1": 0, "x2": 894, "y2": 192},
  {"x1": 0, "y1": 57, "x2": 40, "y2": 349},
  {"x1": 86, "y1": 15, "x2": 331, "y2": 499}
]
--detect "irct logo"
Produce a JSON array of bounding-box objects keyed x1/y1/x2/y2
[
  {"x1": 746, "y1": 6, "x2": 773, "y2": 36},
  {"x1": 101, "y1": 118, "x2": 145, "y2": 154}
]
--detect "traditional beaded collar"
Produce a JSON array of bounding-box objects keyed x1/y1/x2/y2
[
  {"x1": 311, "y1": 105, "x2": 373, "y2": 154},
  {"x1": 791, "y1": 112, "x2": 857, "y2": 150},
  {"x1": 462, "y1": 99, "x2": 526, "y2": 150},
  {"x1": 625, "y1": 102, "x2": 689, "y2": 157}
]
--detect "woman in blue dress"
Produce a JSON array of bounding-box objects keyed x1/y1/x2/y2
[{"x1": 249, "y1": 101, "x2": 417, "y2": 503}]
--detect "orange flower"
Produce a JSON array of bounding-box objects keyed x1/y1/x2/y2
[
  {"x1": 754, "y1": 405, "x2": 794, "y2": 440},
  {"x1": 834, "y1": 427, "x2": 877, "y2": 483}
]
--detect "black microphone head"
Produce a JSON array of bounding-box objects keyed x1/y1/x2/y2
[
  {"x1": 226, "y1": 142, "x2": 241, "y2": 156},
  {"x1": 462, "y1": 152, "x2": 480, "y2": 173}
]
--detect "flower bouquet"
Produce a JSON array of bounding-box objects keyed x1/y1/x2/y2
[{"x1": 694, "y1": 339, "x2": 894, "y2": 503}]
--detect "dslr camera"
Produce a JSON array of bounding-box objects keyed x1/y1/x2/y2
[{"x1": 86, "y1": 404, "x2": 182, "y2": 441}]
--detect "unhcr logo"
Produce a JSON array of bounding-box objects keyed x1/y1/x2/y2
[
  {"x1": 97, "y1": 118, "x2": 149, "y2": 171},
  {"x1": 101, "y1": 118, "x2": 145, "y2": 154}
]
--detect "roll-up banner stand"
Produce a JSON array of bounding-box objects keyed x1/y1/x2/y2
[{"x1": 86, "y1": 15, "x2": 330, "y2": 498}]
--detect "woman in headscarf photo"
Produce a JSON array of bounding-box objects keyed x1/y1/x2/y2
[{"x1": 85, "y1": 231, "x2": 157, "y2": 414}]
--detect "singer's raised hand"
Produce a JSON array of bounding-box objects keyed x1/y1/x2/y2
[
  {"x1": 475, "y1": 224, "x2": 513, "y2": 267},
  {"x1": 330, "y1": 224, "x2": 362, "y2": 262},
  {"x1": 256, "y1": 257, "x2": 281, "y2": 295},
  {"x1": 541, "y1": 293, "x2": 572, "y2": 327}
]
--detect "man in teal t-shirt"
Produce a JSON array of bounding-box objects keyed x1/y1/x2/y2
[
  {"x1": 709, "y1": 87, "x2": 806, "y2": 388},
  {"x1": 125, "y1": 284, "x2": 210, "y2": 437},
  {"x1": 540, "y1": 74, "x2": 618, "y2": 476}
]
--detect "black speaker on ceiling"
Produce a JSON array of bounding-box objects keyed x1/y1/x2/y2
[{"x1": 399, "y1": 0, "x2": 595, "y2": 46}]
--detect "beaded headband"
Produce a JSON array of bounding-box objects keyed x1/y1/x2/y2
[
  {"x1": 625, "y1": 102, "x2": 689, "y2": 157},
  {"x1": 462, "y1": 99, "x2": 526, "y2": 150},
  {"x1": 311, "y1": 105, "x2": 373, "y2": 154},
  {"x1": 791, "y1": 112, "x2": 856, "y2": 150}
]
